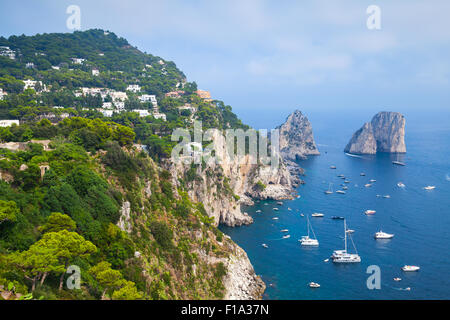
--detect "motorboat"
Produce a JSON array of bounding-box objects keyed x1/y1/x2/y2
[
  {"x1": 374, "y1": 230, "x2": 394, "y2": 239},
  {"x1": 331, "y1": 219, "x2": 361, "y2": 263},
  {"x1": 346, "y1": 229, "x2": 355, "y2": 234},
  {"x1": 330, "y1": 165, "x2": 337, "y2": 169},
  {"x1": 342, "y1": 186, "x2": 348, "y2": 190},
  {"x1": 365, "y1": 183, "x2": 372, "y2": 187},
  {"x1": 336, "y1": 190, "x2": 346, "y2": 194},
  {"x1": 393, "y1": 278, "x2": 402, "y2": 281},
  {"x1": 370, "y1": 179, "x2": 376, "y2": 183},
  {"x1": 344, "y1": 180, "x2": 350, "y2": 184},
  {"x1": 308, "y1": 282, "x2": 320, "y2": 288},
  {"x1": 256, "y1": 210, "x2": 262, "y2": 213},
  {"x1": 272, "y1": 217, "x2": 279, "y2": 220},
  {"x1": 262, "y1": 243, "x2": 268, "y2": 248},
  {"x1": 311, "y1": 213, "x2": 324, "y2": 217},
  {"x1": 423, "y1": 186, "x2": 436, "y2": 190},
  {"x1": 273, "y1": 207, "x2": 279, "y2": 211},
  {"x1": 277, "y1": 201, "x2": 283, "y2": 205},
  {"x1": 281, "y1": 229, "x2": 289, "y2": 233},
  {"x1": 360, "y1": 172, "x2": 366, "y2": 176},
  {"x1": 331, "y1": 216, "x2": 345, "y2": 220},
  {"x1": 364, "y1": 210, "x2": 376, "y2": 215},
  {"x1": 397, "y1": 182, "x2": 406, "y2": 188},
  {"x1": 300, "y1": 215, "x2": 319, "y2": 246},
  {"x1": 402, "y1": 265, "x2": 420, "y2": 272},
  {"x1": 383, "y1": 195, "x2": 391, "y2": 198},
  {"x1": 282, "y1": 235, "x2": 291, "y2": 239}
]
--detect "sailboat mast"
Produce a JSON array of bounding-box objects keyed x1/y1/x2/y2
[{"x1": 344, "y1": 219, "x2": 347, "y2": 252}]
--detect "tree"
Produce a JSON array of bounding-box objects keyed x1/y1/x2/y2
[
  {"x1": 0, "y1": 200, "x2": 19, "y2": 225},
  {"x1": 113, "y1": 125, "x2": 135, "y2": 146},
  {"x1": 111, "y1": 280, "x2": 142, "y2": 300},
  {"x1": 89, "y1": 261, "x2": 123, "y2": 299},
  {"x1": 39, "y1": 212, "x2": 77, "y2": 233}
]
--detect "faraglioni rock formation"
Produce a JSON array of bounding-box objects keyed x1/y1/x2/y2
[
  {"x1": 277, "y1": 110, "x2": 320, "y2": 161},
  {"x1": 344, "y1": 111, "x2": 406, "y2": 154}
]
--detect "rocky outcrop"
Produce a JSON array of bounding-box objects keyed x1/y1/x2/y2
[
  {"x1": 277, "y1": 110, "x2": 320, "y2": 161},
  {"x1": 117, "y1": 201, "x2": 132, "y2": 233},
  {"x1": 345, "y1": 112, "x2": 406, "y2": 154},
  {"x1": 168, "y1": 129, "x2": 296, "y2": 227}
]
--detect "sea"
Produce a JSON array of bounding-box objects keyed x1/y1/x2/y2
[{"x1": 220, "y1": 108, "x2": 450, "y2": 299}]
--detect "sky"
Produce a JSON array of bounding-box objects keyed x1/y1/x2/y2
[{"x1": 1, "y1": 0, "x2": 449, "y2": 129}]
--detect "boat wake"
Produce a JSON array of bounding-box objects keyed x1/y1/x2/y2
[
  {"x1": 344, "y1": 153, "x2": 365, "y2": 159},
  {"x1": 446, "y1": 174, "x2": 450, "y2": 181}
]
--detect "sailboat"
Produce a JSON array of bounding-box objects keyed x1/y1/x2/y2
[
  {"x1": 331, "y1": 219, "x2": 361, "y2": 263},
  {"x1": 392, "y1": 154, "x2": 406, "y2": 166},
  {"x1": 299, "y1": 216, "x2": 319, "y2": 246},
  {"x1": 324, "y1": 183, "x2": 333, "y2": 194}
]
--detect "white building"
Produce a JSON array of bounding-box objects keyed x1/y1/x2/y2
[
  {"x1": 153, "y1": 113, "x2": 167, "y2": 121},
  {"x1": 26, "y1": 62, "x2": 35, "y2": 69},
  {"x1": 0, "y1": 88, "x2": 7, "y2": 100},
  {"x1": 102, "y1": 102, "x2": 113, "y2": 109},
  {"x1": 126, "y1": 84, "x2": 141, "y2": 93},
  {"x1": 23, "y1": 79, "x2": 43, "y2": 91},
  {"x1": 97, "y1": 109, "x2": 113, "y2": 117},
  {"x1": 92, "y1": 69, "x2": 100, "y2": 76},
  {"x1": 138, "y1": 94, "x2": 157, "y2": 105},
  {"x1": 51, "y1": 66, "x2": 60, "y2": 70},
  {"x1": 132, "y1": 109, "x2": 151, "y2": 117},
  {"x1": 71, "y1": 58, "x2": 85, "y2": 64},
  {"x1": 0, "y1": 120, "x2": 20, "y2": 127},
  {"x1": 0, "y1": 46, "x2": 15, "y2": 59},
  {"x1": 110, "y1": 91, "x2": 128, "y2": 102},
  {"x1": 114, "y1": 101, "x2": 125, "y2": 111}
]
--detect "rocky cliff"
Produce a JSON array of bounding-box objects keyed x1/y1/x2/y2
[
  {"x1": 168, "y1": 129, "x2": 297, "y2": 227},
  {"x1": 277, "y1": 110, "x2": 320, "y2": 161},
  {"x1": 344, "y1": 112, "x2": 406, "y2": 154}
]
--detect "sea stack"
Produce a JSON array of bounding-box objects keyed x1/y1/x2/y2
[
  {"x1": 277, "y1": 110, "x2": 320, "y2": 161},
  {"x1": 344, "y1": 111, "x2": 406, "y2": 154}
]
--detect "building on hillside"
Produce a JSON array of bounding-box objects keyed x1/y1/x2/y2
[
  {"x1": 132, "y1": 109, "x2": 151, "y2": 117},
  {"x1": 92, "y1": 69, "x2": 100, "y2": 76},
  {"x1": 153, "y1": 113, "x2": 167, "y2": 121},
  {"x1": 26, "y1": 62, "x2": 35, "y2": 69},
  {"x1": 114, "y1": 101, "x2": 125, "y2": 111},
  {"x1": 71, "y1": 58, "x2": 85, "y2": 64},
  {"x1": 165, "y1": 90, "x2": 184, "y2": 98},
  {"x1": 126, "y1": 84, "x2": 141, "y2": 93},
  {"x1": 138, "y1": 94, "x2": 157, "y2": 106},
  {"x1": 196, "y1": 90, "x2": 212, "y2": 101},
  {"x1": 0, "y1": 120, "x2": 20, "y2": 127},
  {"x1": 51, "y1": 66, "x2": 60, "y2": 70},
  {"x1": 110, "y1": 91, "x2": 127, "y2": 102},
  {"x1": 0, "y1": 88, "x2": 7, "y2": 100},
  {"x1": 0, "y1": 46, "x2": 16, "y2": 59},
  {"x1": 97, "y1": 109, "x2": 113, "y2": 117},
  {"x1": 178, "y1": 103, "x2": 196, "y2": 114},
  {"x1": 23, "y1": 79, "x2": 44, "y2": 91},
  {"x1": 102, "y1": 102, "x2": 113, "y2": 109}
]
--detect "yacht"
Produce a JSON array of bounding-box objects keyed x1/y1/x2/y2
[
  {"x1": 342, "y1": 186, "x2": 348, "y2": 190},
  {"x1": 331, "y1": 219, "x2": 361, "y2": 263},
  {"x1": 423, "y1": 186, "x2": 436, "y2": 190},
  {"x1": 365, "y1": 183, "x2": 372, "y2": 187},
  {"x1": 397, "y1": 182, "x2": 406, "y2": 188},
  {"x1": 273, "y1": 207, "x2": 279, "y2": 211},
  {"x1": 336, "y1": 190, "x2": 346, "y2": 194},
  {"x1": 392, "y1": 154, "x2": 406, "y2": 166},
  {"x1": 402, "y1": 265, "x2": 420, "y2": 272},
  {"x1": 344, "y1": 180, "x2": 350, "y2": 184},
  {"x1": 282, "y1": 235, "x2": 291, "y2": 239},
  {"x1": 338, "y1": 174, "x2": 345, "y2": 178},
  {"x1": 256, "y1": 210, "x2": 262, "y2": 213},
  {"x1": 364, "y1": 210, "x2": 376, "y2": 215},
  {"x1": 308, "y1": 282, "x2": 320, "y2": 288},
  {"x1": 262, "y1": 243, "x2": 268, "y2": 248},
  {"x1": 374, "y1": 230, "x2": 394, "y2": 239},
  {"x1": 324, "y1": 183, "x2": 333, "y2": 194},
  {"x1": 370, "y1": 179, "x2": 376, "y2": 183},
  {"x1": 383, "y1": 195, "x2": 391, "y2": 198},
  {"x1": 393, "y1": 278, "x2": 402, "y2": 281},
  {"x1": 281, "y1": 229, "x2": 289, "y2": 233},
  {"x1": 312, "y1": 213, "x2": 324, "y2": 217},
  {"x1": 272, "y1": 217, "x2": 279, "y2": 220},
  {"x1": 299, "y1": 215, "x2": 319, "y2": 246},
  {"x1": 360, "y1": 172, "x2": 366, "y2": 176},
  {"x1": 346, "y1": 229, "x2": 355, "y2": 234}
]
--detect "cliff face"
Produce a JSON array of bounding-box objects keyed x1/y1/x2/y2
[
  {"x1": 345, "y1": 112, "x2": 406, "y2": 154},
  {"x1": 277, "y1": 110, "x2": 320, "y2": 161},
  {"x1": 168, "y1": 129, "x2": 296, "y2": 227}
]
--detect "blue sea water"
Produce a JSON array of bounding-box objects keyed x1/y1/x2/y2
[{"x1": 220, "y1": 109, "x2": 450, "y2": 299}]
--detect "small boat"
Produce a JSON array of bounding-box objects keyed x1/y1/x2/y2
[
  {"x1": 300, "y1": 215, "x2": 319, "y2": 246},
  {"x1": 330, "y1": 165, "x2": 337, "y2": 169},
  {"x1": 344, "y1": 180, "x2": 350, "y2": 184},
  {"x1": 342, "y1": 186, "x2": 348, "y2": 190},
  {"x1": 360, "y1": 172, "x2": 366, "y2": 176},
  {"x1": 324, "y1": 259, "x2": 329, "y2": 262},
  {"x1": 308, "y1": 282, "x2": 320, "y2": 288},
  {"x1": 383, "y1": 195, "x2": 391, "y2": 198},
  {"x1": 272, "y1": 217, "x2": 279, "y2": 220},
  {"x1": 346, "y1": 229, "x2": 355, "y2": 234},
  {"x1": 264, "y1": 203, "x2": 269, "y2": 206},
  {"x1": 262, "y1": 243, "x2": 268, "y2": 248},
  {"x1": 376, "y1": 194, "x2": 381, "y2": 197},
  {"x1": 392, "y1": 161, "x2": 406, "y2": 166},
  {"x1": 370, "y1": 179, "x2": 376, "y2": 183},
  {"x1": 281, "y1": 229, "x2": 289, "y2": 233},
  {"x1": 338, "y1": 174, "x2": 345, "y2": 178},
  {"x1": 273, "y1": 207, "x2": 279, "y2": 211},
  {"x1": 364, "y1": 210, "x2": 376, "y2": 215},
  {"x1": 365, "y1": 183, "x2": 372, "y2": 188},
  {"x1": 336, "y1": 190, "x2": 346, "y2": 194},
  {"x1": 405, "y1": 287, "x2": 411, "y2": 291},
  {"x1": 423, "y1": 186, "x2": 436, "y2": 190},
  {"x1": 393, "y1": 278, "x2": 402, "y2": 282},
  {"x1": 256, "y1": 210, "x2": 262, "y2": 213},
  {"x1": 296, "y1": 195, "x2": 301, "y2": 199},
  {"x1": 282, "y1": 235, "x2": 291, "y2": 239},
  {"x1": 324, "y1": 182, "x2": 333, "y2": 194},
  {"x1": 402, "y1": 265, "x2": 420, "y2": 272},
  {"x1": 312, "y1": 213, "x2": 324, "y2": 217},
  {"x1": 397, "y1": 182, "x2": 406, "y2": 188},
  {"x1": 331, "y1": 216, "x2": 345, "y2": 220},
  {"x1": 374, "y1": 230, "x2": 394, "y2": 239},
  {"x1": 277, "y1": 201, "x2": 283, "y2": 205},
  {"x1": 300, "y1": 213, "x2": 304, "y2": 217},
  {"x1": 287, "y1": 207, "x2": 292, "y2": 211}
]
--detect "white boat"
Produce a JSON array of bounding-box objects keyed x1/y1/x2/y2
[
  {"x1": 336, "y1": 190, "x2": 346, "y2": 194},
  {"x1": 364, "y1": 210, "x2": 376, "y2": 215},
  {"x1": 256, "y1": 210, "x2": 262, "y2": 213},
  {"x1": 308, "y1": 282, "x2": 320, "y2": 288},
  {"x1": 273, "y1": 207, "x2": 279, "y2": 211},
  {"x1": 383, "y1": 195, "x2": 391, "y2": 198},
  {"x1": 324, "y1": 259, "x2": 329, "y2": 262},
  {"x1": 262, "y1": 243, "x2": 268, "y2": 248},
  {"x1": 296, "y1": 195, "x2": 301, "y2": 199},
  {"x1": 370, "y1": 179, "x2": 376, "y2": 183},
  {"x1": 277, "y1": 201, "x2": 283, "y2": 205},
  {"x1": 344, "y1": 180, "x2": 350, "y2": 184},
  {"x1": 374, "y1": 230, "x2": 394, "y2": 239},
  {"x1": 423, "y1": 186, "x2": 436, "y2": 190},
  {"x1": 272, "y1": 217, "x2": 279, "y2": 220},
  {"x1": 331, "y1": 219, "x2": 361, "y2": 263},
  {"x1": 360, "y1": 172, "x2": 366, "y2": 176},
  {"x1": 300, "y1": 213, "x2": 304, "y2": 217},
  {"x1": 397, "y1": 182, "x2": 406, "y2": 188},
  {"x1": 365, "y1": 183, "x2": 372, "y2": 188},
  {"x1": 287, "y1": 207, "x2": 292, "y2": 211},
  {"x1": 264, "y1": 203, "x2": 269, "y2": 206},
  {"x1": 346, "y1": 229, "x2": 355, "y2": 234},
  {"x1": 311, "y1": 213, "x2": 324, "y2": 217},
  {"x1": 393, "y1": 278, "x2": 402, "y2": 281},
  {"x1": 282, "y1": 235, "x2": 291, "y2": 239},
  {"x1": 324, "y1": 182, "x2": 333, "y2": 194},
  {"x1": 330, "y1": 165, "x2": 337, "y2": 169},
  {"x1": 402, "y1": 265, "x2": 420, "y2": 272},
  {"x1": 338, "y1": 174, "x2": 345, "y2": 178},
  {"x1": 300, "y1": 215, "x2": 319, "y2": 246},
  {"x1": 342, "y1": 186, "x2": 348, "y2": 190},
  {"x1": 281, "y1": 229, "x2": 289, "y2": 233}
]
